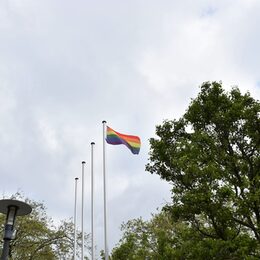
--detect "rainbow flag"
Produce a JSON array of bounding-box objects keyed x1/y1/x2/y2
[{"x1": 106, "y1": 126, "x2": 141, "y2": 154}]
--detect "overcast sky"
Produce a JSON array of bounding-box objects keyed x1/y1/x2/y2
[{"x1": 1, "y1": 0, "x2": 260, "y2": 258}]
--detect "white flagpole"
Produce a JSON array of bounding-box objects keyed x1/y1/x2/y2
[
  {"x1": 81, "y1": 161, "x2": 86, "y2": 260},
  {"x1": 102, "y1": 120, "x2": 109, "y2": 260},
  {"x1": 91, "y1": 142, "x2": 95, "y2": 260},
  {"x1": 74, "y1": 177, "x2": 79, "y2": 260}
]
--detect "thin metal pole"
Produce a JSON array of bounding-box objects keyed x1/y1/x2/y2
[
  {"x1": 91, "y1": 142, "x2": 95, "y2": 260},
  {"x1": 81, "y1": 161, "x2": 86, "y2": 260},
  {"x1": 73, "y1": 177, "x2": 79, "y2": 260},
  {"x1": 102, "y1": 121, "x2": 108, "y2": 260}
]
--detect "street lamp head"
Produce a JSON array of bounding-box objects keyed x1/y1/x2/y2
[
  {"x1": 0, "y1": 199, "x2": 32, "y2": 234},
  {"x1": 0, "y1": 199, "x2": 32, "y2": 259},
  {"x1": 0, "y1": 199, "x2": 32, "y2": 217}
]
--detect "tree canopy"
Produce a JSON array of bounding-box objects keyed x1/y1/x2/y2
[
  {"x1": 145, "y1": 82, "x2": 260, "y2": 258},
  {"x1": 111, "y1": 210, "x2": 258, "y2": 259},
  {"x1": 111, "y1": 211, "x2": 178, "y2": 259}
]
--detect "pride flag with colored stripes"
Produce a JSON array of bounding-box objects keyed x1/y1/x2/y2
[{"x1": 106, "y1": 126, "x2": 141, "y2": 154}]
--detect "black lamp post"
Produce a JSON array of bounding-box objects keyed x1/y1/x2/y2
[{"x1": 0, "y1": 199, "x2": 32, "y2": 260}]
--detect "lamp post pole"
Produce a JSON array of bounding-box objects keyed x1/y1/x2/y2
[
  {"x1": 0, "y1": 200, "x2": 32, "y2": 260},
  {"x1": 2, "y1": 205, "x2": 17, "y2": 259},
  {"x1": 1, "y1": 239, "x2": 10, "y2": 260}
]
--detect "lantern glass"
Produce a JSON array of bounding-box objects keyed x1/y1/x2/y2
[{"x1": 7, "y1": 206, "x2": 16, "y2": 225}]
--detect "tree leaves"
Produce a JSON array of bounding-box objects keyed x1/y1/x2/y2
[{"x1": 145, "y1": 82, "x2": 260, "y2": 257}]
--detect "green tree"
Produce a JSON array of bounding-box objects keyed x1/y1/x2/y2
[
  {"x1": 146, "y1": 82, "x2": 260, "y2": 258},
  {"x1": 111, "y1": 209, "x2": 258, "y2": 260},
  {"x1": 0, "y1": 193, "x2": 89, "y2": 259},
  {"x1": 111, "y1": 211, "x2": 178, "y2": 259}
]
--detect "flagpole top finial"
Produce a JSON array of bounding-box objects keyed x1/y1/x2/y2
[
  {"x1": 91, "y1": 142, "x2": 95, "y2": 145},
  {"x1": 82, "y1": 161, "x2": 86, "y2": 164},
  {"x1": 102, "y1": 120, "x2": 107, "y2": 124},
  {"x1": 75, "y1": 177, "x2": 79, "y2": 180}
]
